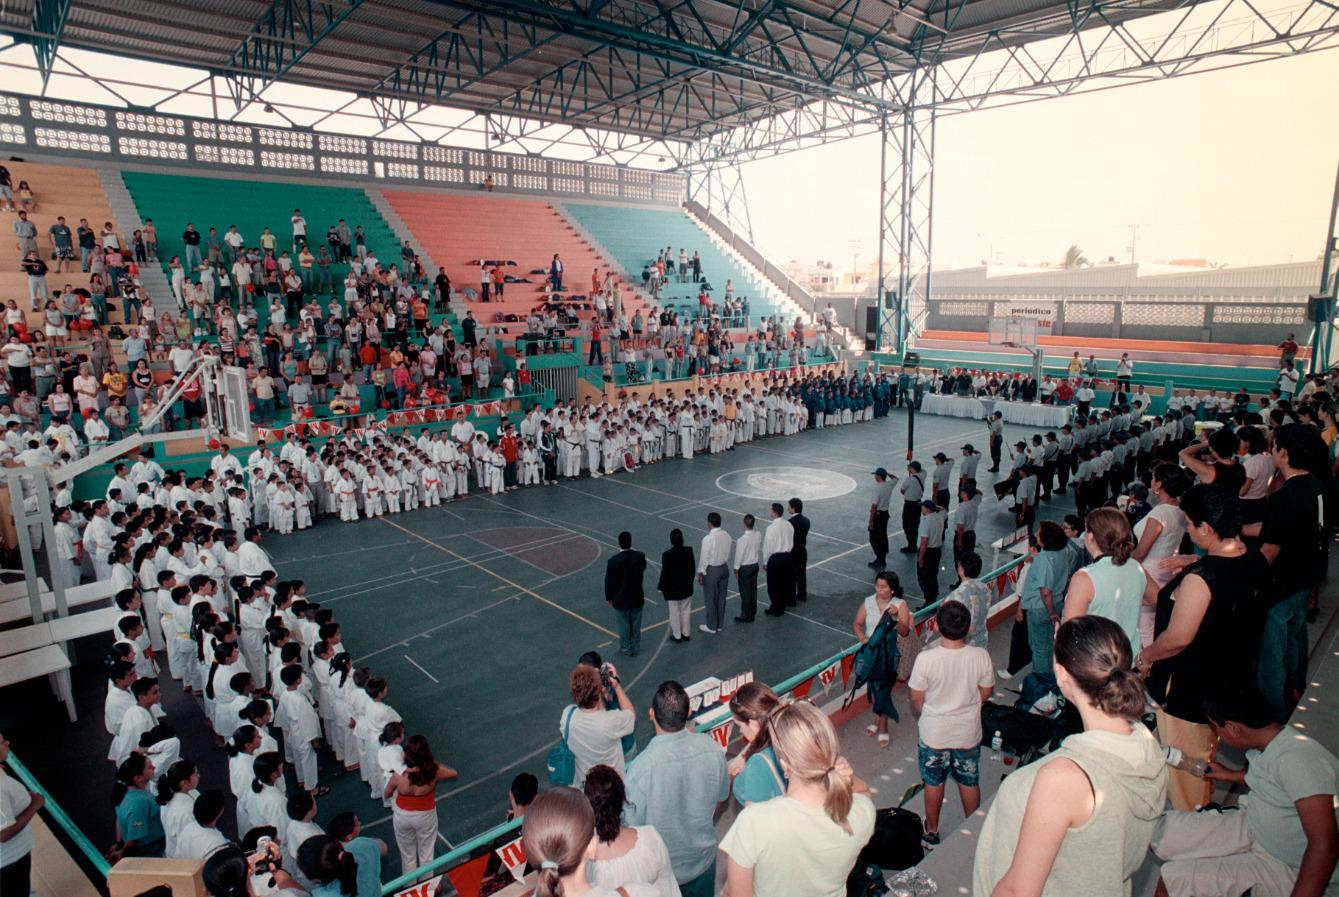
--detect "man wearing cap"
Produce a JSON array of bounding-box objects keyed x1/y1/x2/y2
[
  {"x1": 958, "y1": 444, "x2": 981, "y2": 495},
  {"x1": 916, "y1": 499, "x2": 948, "y2": 606},
  {"x1": 899, "y1": 461, "x2": 927, "y2": 553},
  {"x1": 952, "y1": 483, "x2": 982, "y2": 568},
  {"x1": 930, "y1": 452, "x2": 954, "y2": 509},
  {"x1": 868, "y1": 468, "x2": 896, "y2": 568},
  {"x1": 985, "y1": 411, "x2": 1004, "y2": 472}
]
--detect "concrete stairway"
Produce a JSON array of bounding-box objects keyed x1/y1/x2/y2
[{"x1": 95, "y1": 166, "x2": 174, "y2": 316}]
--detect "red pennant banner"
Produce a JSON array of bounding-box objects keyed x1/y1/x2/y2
[
  {"x1": 791, "y1": 675, "x2": 815, "y2": 700},
  {"x1": 443, "y1": 853, "x2": 490, "y2": 897},
  {"x1": 840, "y1": 653, "x2": 855, "y2": 686},
  {"x1": 495, "y1": 836, "x2": 526, "y2": 876}
]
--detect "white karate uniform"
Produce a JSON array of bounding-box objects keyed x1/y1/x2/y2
[{"x1": 279, "y1": 688, "x2": 321, "y2": 790}]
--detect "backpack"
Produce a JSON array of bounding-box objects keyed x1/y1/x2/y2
[{"x1": 546, "y1": 706, "x2": 576, "y2": 785}]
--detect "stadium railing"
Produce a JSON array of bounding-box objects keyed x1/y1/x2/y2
[
  {"x1": 376, "y1": 552, "x2": 1028, "y2": 896},
  {"x1": 6, "y1": 750, "x2": 112, "y2": 878}
]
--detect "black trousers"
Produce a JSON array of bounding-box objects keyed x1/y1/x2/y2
[
  {"x1": 989, "y1": 436, "x2": 1002, "y2": 469},
  {"x1": 917, "y1": 546, "x2": 942, "y2": 606},
  {"x1": 0, "y1": 853, "x2": 30, "y2": 897},
  {"x1": 765, "y1": 552, "x2": 793, "y2": 614},
  {"x1": 791, "y1": 547, "x2": 807, "y2": 603},
  {"x1": 901, "y1": 500, "x2": 920, "y2": 550},
  {"x1": 1041, "y1": 461, "x2": 1055, "y2": 500},
  {"x1": 869, "y1": 510, "x2": 890, "y2": 562},
  {"x1": 1007, "y1": 612, "x2": 1033, "y2": 675},
  {"x1": 953, "y1": 530, "x2": 976, "y2": 567},
  {"x1": 1056, "y1": 454, "x2": 1071, "y2": 492},
  {"x1": 933, "y1": 488, "x2": 949, "y2": 509},
  {"x1": 737, "y1": 563, "x2": 759, "y2": 620}
]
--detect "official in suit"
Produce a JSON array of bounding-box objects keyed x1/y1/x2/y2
[
  {"x1": 787, "y1": 498, "x2": 810, "y2": 604},
  {"x1": 604, "y1": 530, "x2": 647, "y2": 656},
  {"x1": 657, "y1": 528, "x2": 696, "y2": 642}
]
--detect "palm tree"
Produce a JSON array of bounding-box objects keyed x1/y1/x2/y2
[{"x1": 1062, "y1": 244, "x2": 1089, "y2": 269}]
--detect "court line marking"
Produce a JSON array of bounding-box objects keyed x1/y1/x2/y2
[
  {"x1": 271, "y1": 538, "x2": 421, "y2": 565},
  {"x1": 310, "y1": 532, "x2": 585, "y2": 599},
  {"x1": 474, "y1": 495, "x2": 664, "y2": 571},
  {"x1": 378, "y1": 517, "x2": 618, "y2": 638},
  {"x1": 355, "y1": 591, "x2": 528, "y2": 662},
  {"x1": 403, "y1": 654, "x2": 440, "y2": 684}
]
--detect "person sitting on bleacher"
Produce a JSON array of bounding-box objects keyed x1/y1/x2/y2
[{"x1": 1152, "y1": 682, "x2": 1339, "y2": 897}]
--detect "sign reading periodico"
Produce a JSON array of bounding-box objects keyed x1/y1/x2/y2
[{"x1": 1001, "y1": 302, "x2": 1056, "y2": 334}]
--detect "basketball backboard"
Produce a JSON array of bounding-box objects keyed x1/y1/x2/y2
[
  {"x1": 219, "y1": 365, "x2": 253, "y2": 442},
  {"x1": 988, "y1": 318, "x2": 1038, "y2": 348}
]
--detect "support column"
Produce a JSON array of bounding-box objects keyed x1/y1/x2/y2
[
  {"x1": 1309, "y1": 162, "x2": 1339, "y2": 375},
  {"x1": 876, "y1": 69, "x2": 936, "y2": 354},
  {"x1": 687, "y1": 161, "x2": 754, "y2": 245}
]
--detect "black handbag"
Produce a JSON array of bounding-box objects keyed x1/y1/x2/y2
[{"x1": 857, "y1": 806, "x2": 925, "y2": 870}]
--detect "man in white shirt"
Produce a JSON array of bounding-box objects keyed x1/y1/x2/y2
[
  {"x1": 168, "y1": 341, "x2": 195, "y2": 374},
  {"x1": 761, "y1": 502, "x2": 795, "y2": 617},
  {"x1": 290, "y1": 209, "x2": 307, "y2": 253},
  {"x1": 908, "y1": 600, "x2": 994, "y2": 845},
  {"x1": 697, "y1": 512, "x2": 733, "y2": 634},
  {"x1": 210, "y1": 445, "x2": 242, "y2": 479},
  {"x1": 237, "y1": 526, "x2": 273, "y2": 578},
  {"x1": 732, "y1": 513, "x2": 762, "y2": 623}
]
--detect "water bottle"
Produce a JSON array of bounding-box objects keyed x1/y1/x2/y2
[
  {"x1": 990, "y1": 730, "x2": 1003, "y2": 762},
  {"x1": 1163, "y1": 746, "x2": 1209, "y2": 777}
]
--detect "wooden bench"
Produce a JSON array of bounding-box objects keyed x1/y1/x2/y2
[
  {"x1": 0, "y1": 605, "x2": 120, "y2": 722},
  {"x1": 0, "y1": 577, "x2": 50, "y2": 602},
  {"x1": 0, "y1": 580, "x2": 118, "y2": 626}
]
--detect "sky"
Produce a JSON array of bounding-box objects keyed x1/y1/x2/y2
[{"x1": 741, "y1": 48, "x2": 1339, "y2": 272}]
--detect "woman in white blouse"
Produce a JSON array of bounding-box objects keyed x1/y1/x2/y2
[{"x1": 584, "y1": 764, "x2": 679, "y2": 897}]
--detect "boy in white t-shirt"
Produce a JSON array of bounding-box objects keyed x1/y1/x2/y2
[{"x1": 908, "y1": 599, "x2": 996, "y2": 845}]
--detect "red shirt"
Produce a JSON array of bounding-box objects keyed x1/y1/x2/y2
[
  {"x1": 359, "y1": 344, "x2": 378, "y2": 366},
  {"x1": 500, "y1": 434, "x2": 519, "y2": 463},
  {"x1": 1055, "y1": 381, "x2": 1074, "y2": 402}
]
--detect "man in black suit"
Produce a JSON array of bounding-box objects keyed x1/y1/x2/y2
[
  {"x1": 787, "y1": 497, "x2": 810, "y2": 605},
  {"x1": 604, "y1": 530, "x2": 647, "y2": 656}
]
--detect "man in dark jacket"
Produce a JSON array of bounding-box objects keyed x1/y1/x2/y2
[
  {"x1": 787, "y1": 497, "x2": 810, "y2": 605},
  {"x1": 605, "y1": 530, "x2": 647, "y2": 656}
]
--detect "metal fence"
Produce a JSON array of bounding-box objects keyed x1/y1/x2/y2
[{"x1": 0, "y1": 93, "x2": 686, "y2": 206}]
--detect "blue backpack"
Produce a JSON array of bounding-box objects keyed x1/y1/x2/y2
[{"x1": 546, "y1": 706, "x2": 576, "y2": 785}]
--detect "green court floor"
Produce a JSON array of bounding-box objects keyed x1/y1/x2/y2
[{"x1": 263, "y1": 407, "x2": 1057, "y2": 868}]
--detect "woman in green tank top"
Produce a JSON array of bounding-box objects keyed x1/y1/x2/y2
[{"x1": 973, "y1": 616, "x2": 1168, "y2": 897}]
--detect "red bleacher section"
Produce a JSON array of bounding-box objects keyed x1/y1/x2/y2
[{"x1": 382, "y1": 190, "x2": 645, "y2": 333}]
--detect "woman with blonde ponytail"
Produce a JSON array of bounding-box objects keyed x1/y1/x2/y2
[
  {"x1": 720, "y1": 701, "x2": 874, "y2": 897},
  {"x1": 1062, "y1": 507, "x2": 1149, "y2": 651},
  {"x1": 974, "y1": 616, "x2": 1166, "y2": 897},
  {"x1": 521, "y1": 787, "x2": 658, "y2": 897}
]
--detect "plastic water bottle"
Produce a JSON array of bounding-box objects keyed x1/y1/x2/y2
[
  {"x1": 1163, "y1": 746, "x2": 1210, "y2": 777},
  {"x1": 990, "y1": 730, "x2": 1003, "y2": 762}
]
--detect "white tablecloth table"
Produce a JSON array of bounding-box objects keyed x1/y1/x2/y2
[{"x1": 919, "y1": 394, "x2": 1072, "y2": 428}]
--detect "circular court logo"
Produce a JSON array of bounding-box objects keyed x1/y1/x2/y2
[{"x1": 715, "y1": 466, "x2": 858, "y2": 501}]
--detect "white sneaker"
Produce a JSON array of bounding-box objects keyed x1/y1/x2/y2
[{"x1": 699, "y1": 624, "x2": 716, "y2": 634}]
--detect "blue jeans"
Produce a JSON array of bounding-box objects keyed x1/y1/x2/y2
[
  {"x1": 183, "y1": 244, "x2": 202, "y2": 272},
  {"x1": 254, "y1": 396, "x2": 274, "y2": 420},
  {"x1": 1257, "y1": 588, "x2": 1309, "y2": 722},
  {"x1": 1025, "y1": 607, "x2": 1057, "y2": 693},
  {"x1": 678, "y1": 861, "x2": 715, "y2": 897},
  {"x1": 615, "y1": 606, "x2": 642, "y2": 655}
]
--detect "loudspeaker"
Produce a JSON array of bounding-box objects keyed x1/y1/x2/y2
[
  {"x1": 1308, "y1": 295, "x2": 1330, "y2": 323},
  {"x1": 884, "y1": 289, "x2": 897, "y2": 310},
  {"x1": 865, "y1": 306, "x2": 880, "y2": 333}
]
